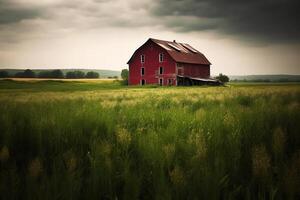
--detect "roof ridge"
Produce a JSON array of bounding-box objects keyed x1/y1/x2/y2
[{"x1": 150, "y1": 38, "x2": 174, "y2": 43}]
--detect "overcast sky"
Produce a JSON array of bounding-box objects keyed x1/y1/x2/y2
[{"x1": 0, "y1": 0, "x2": 299, "y2": 75}]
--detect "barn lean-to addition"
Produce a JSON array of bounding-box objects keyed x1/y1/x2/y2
[{"x1": 127, "y1": 38, "x2": 221, "y2": 86}]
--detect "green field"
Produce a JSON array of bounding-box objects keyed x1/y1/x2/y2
[{"x1": 0, "y1": 79, "x2": 299, "y2": 199}]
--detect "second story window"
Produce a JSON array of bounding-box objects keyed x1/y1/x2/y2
[
  {"x1": 141, "y1": 67, "x2": 145, "y2": 76},
  {"x1": 159, "y1": 66, "x2": 163, "y2": 75},
  {"x1": 159, "y1": 53, "x2": 164, "y2": 62},
  {"x1": 141, "y1": 55, "x2": 145, "y2": 63}
]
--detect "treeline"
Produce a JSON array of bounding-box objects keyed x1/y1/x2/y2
[
  {"x1": 0, "y1": 69, "x2": 100, "y2": 79},
  {"x1": 230, "y1": 79, "x2": 300, "y2": 82}
]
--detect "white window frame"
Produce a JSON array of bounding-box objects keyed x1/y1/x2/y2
[
  {"x1": 158, "y1": 78, "x2": 163, "y2": 86},
  {"x1": 141, "y1": 67, "x2": 145, "y2": 76},
  {"x1": 141, "y1": 54, "x2": 145, "y2": 63},
  {"x1": 159, "y1": 53, "x2": 164, "y2": 62},
  {"x1": 159, "y1": 66, "x2": 163, "y2": 75}
]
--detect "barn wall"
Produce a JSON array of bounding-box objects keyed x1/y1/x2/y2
[
  {"x1": 179, "y1": 63, "x2": 210, "y2": 78},
  {"x1": 128, "y1": 40, "x2": 177, "y2": 85}
]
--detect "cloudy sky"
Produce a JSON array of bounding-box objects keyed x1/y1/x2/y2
[{"x1": 0, "y1": 0, "x2": 299, "y2": 75}]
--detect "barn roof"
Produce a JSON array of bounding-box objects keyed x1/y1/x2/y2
[{"x1": 127, "y1": 38, "x2": 211, "y2": 65}]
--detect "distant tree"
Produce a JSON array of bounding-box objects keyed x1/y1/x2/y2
[
  {"x1": 121, "y1": 69, "x2": 128, "y2": 80},
  {"x1": 0, "y1": 71, "x2": 9, "y2": 78},
  {"x1": 38, "y1": 71, "x2": 51, "y2": 78},
  {"x1": 15, "y1": 69, "x2": 36, "y2": 78},
  {"x1": 113, "y1": 76, "x2": 118, "y2": 79},
  {"x1": 120, "y1": 69, "x2": 129, "y2": 85},
  {"x1": 85, "y1": 71, "x2": 99, "y2": 78},
  {"x1": 15, "y1": 72, "x2": 24, "y2": 78},
  {"x1": 66, "y1": 71, "x2": 76, "y2": 79},
  {"x1": 23, "y1": 69, "x2": 36, "y2": 78},
  {"x1": 66, "y1": 71, "x2": 85, "y2": 79},
  {"x1": 215, "y1": 73, "x2": 229, "y2": 83},
  {"x1": 38, "y1": 70, "x2": 64, "y2": 78},
  {"x1": 51, "y1": 69, "x2": 64, "y2": 78},
  {"x1": 74, "y1": 71, "x2": 85, "y2": 78}
]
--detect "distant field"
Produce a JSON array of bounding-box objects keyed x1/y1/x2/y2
[
  {"x1": 1, "y1": 78, "x2": 117, "y2": 82},
  {"x1": 229, "y1": 74, "x2": 300, "y2": 82},
  {"x1": 0, "y1": 80, "x2": 299, "y2": 199}
]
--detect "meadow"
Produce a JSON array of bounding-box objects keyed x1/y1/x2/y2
[{"x1": 0, "y1": 79, "x2": 299, "y2": 199}]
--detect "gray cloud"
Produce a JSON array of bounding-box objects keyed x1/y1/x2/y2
[
  {"x1": 0, "y1": 0, "x2": 42, "y2": 24},
  {"x1": 0, "y1": 0, "x2": 299, "y2": 44},
  {"x1": 151, "y1": 0, "x2": 300, "y2": 43}
]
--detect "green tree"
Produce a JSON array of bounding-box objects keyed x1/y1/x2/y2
[
  {"x1": 38, "y1": 71, "x2": 51, "y2": 78},
  {"x1": 51, "y1": 70, "x2": 64, "y2": 78},
  {"x1": 66, "y1": 71, "x2": 85, "y2": 79},
  {"x1": 121, "y1": 69, "x2": 128, "y2": 80},
  {"x1": 66, "y1": 71, "x2": 76, "y2": 79},
  {"x1": 0, "y1": 71, "x2": 9, "y2": 78},
  {"x1": 16, "y1": 69, "x2": 36, "y2": 78},
  {"x1": 23, "y1": 69, "x2": 36, "y2": 78},
  {"x1": 85, "y1": 71, "x2": 99, "y2": 78},
  {"x1": 39, "y1": 70, "x2": 64, "y2": 78},
  {"x1": 74, "y1": 71, "x2": 85, "y2": 78},
  {"x1": 121, "y1": 69, "x2": 129, "y2": 85},
  {"x1": 216, "y1": 73, "x2": 229, "y2": 83}
]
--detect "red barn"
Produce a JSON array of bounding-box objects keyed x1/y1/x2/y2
[{"x1": 127, "y1": 38, "x2": 220, "y2": 86}]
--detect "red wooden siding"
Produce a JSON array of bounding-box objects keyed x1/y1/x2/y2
[
  {"x1": 179, "y1": 63, "x2": 210, "y2": 78},
  {"x1": 128, "y1": 40, "x2": 177, "y2": 85}
]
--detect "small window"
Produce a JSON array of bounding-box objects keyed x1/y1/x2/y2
[
  {"x1": 159, "y1": 78, "x2": 163, "y2": 86},
  {"x1": 141, "y1": 55, "x2": 145, "y2": 63},
  {"x1": 141, "y1": 79, "x2": 145, "y2": 85},
  {"x1": 159, "y1": 53, "x2": 164, "y2": 62},
  {"x1": 141, "y1": 67, "x2": 145, "y2": 76},
  {"x1": 168, "y1": 79, "x2": 173, "y2": 85},
  {"x1": 159, "y1": 66, "x2": 163, "y2": 75}
]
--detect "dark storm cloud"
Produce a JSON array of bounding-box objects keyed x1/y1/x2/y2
[
  {"x1": 0, "y1": 0, "x2": 42, "y2": 24},
  {"x1": 151, "y1": 0, "x2": 300, "y2": 42},
  {"x1": 1, "y1": 0, "x2": 299, "y2": 44}
]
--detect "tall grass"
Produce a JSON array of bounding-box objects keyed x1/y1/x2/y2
[{"x1": 0, "y1": 81, "x2": 300, "y2": 199}]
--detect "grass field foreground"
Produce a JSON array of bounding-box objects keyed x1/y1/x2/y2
[{"x1": 0, "y1": 79, "x2": 300, "y2": 199}]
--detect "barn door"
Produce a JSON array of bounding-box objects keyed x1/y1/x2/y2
[{"x1": 159, "y1": 78, "x2": 163, "y2": 86}]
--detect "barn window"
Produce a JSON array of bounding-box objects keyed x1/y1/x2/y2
[
  {"x1": 141, "y1": 67, "x2": 145, "y2": 76},
  {"x1": 159, "y1": 53, "x2": 164, "y2": 62},
  {"x1": 141, "y1": 55, "x2": 145, "y2": 63},
  {"x1": 159, "y1": 66, "x2": 163, "y2": 75},
  {"x1": 168, "y1": 79, "x2": 173, "y2": 85},
  {"x1": 178, "y1": 68, "x2": 183, "y2": 75},
  {"x1": 141, "y1": 79, "x2": 145, "y2": 85},
  {"x1": 159, "y1": 78, "x2": 163, "y2": 86}
]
